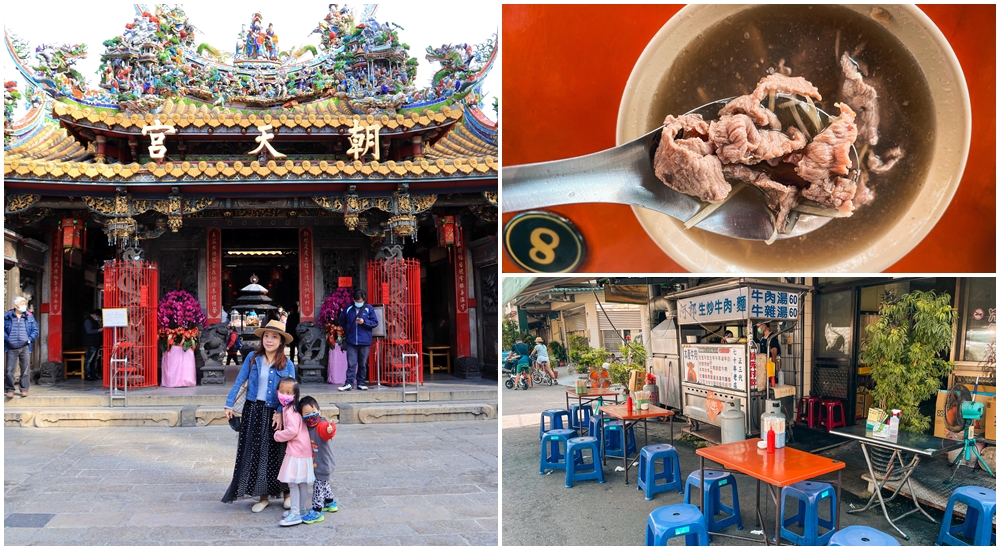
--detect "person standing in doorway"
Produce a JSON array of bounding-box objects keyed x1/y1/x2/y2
[
  {"x1": 4, "y1": 297, "x2": 39, "y2": 398},
  {"x1": 758, "y1": 322, "x2": 781, "y2": 377},
  {"x1": 83, "y1": 309, "x2": 103, "y2": 381},
  {"x1": 337, "y1": 290, "x2": 378, "y2": 391},
  {"x1": 285, "y1": 303, "x2": 300, "y2": 363}
]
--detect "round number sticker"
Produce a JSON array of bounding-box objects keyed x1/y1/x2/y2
[{"x1": 504, "y1": 211, "x2": 585, "y2": 273}]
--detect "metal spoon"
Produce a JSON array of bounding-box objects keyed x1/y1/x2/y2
[{"x1": 502, "y1": 98, "x2": 859, "y2": 241}]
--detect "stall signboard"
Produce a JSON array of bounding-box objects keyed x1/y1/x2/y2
[
  {"x1": 678, "y1": 287, "x2": 800, "y2": 324},
  {"x1": 682, "y1": 344, "x2": 747, "y2": 392}
]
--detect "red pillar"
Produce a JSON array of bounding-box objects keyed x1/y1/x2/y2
[
  {"x1": 206, "y1": 228, "x2": 222, "y2": 323},
  {"x1": 299, "y1": 227, "x2": 315, "y2": 322},
  {"x1": 453, "y1": 224, "x2": 471, "y2": 357},
  {"x1": 46, "y1": 229, "x2": 63, "y2": 362}
]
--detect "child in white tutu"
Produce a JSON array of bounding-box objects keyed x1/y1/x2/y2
[{"x1": 273, "y1": 377, "x2": 314, "y2": 526}]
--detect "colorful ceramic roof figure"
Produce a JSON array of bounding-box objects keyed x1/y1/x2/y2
[{"x1": 3, "y1": 5, "x2": 497, "y2": 182}]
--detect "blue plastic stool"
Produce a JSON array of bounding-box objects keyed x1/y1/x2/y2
[
  {"x1": 539, "y1": 428, "x2": 575, "y2": 474},
  {"x1": 539, "y1": 409, "x2": 571, "y2": 440},
  {"x1": 935, "y1": 486, "x2": 997, "y2": 546},
  {"x1": 565, "y1": 436, "x2": 605, "y2": 488},
  {"x1": 604, "y1": 420, "x2": 637, "y2": 458},
  {"x1": 779, "y1": 480, "x2": 837, "y2": 546},
  {"x1": 683, "y1": 469, "x2": 743, "y2": 532},
  {"x1": 829, "y1": 525, "x2": 900, "y2": 546},
  {"x1": 569, "y1": 403, "x2": 593, "y2": 431},
  {"x1": 637, "y1": 444, "x2": 683, "y2": 500},
  {"x1": 645, "y1": 504, "x2": 710, "y2": 546}
]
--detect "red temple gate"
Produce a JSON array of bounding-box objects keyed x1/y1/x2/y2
[
  {"x1": 368, "y1": 258, "x2": 423, "y2": 386},
  {"x1": 102, "y1": 260, "x2": 159, "y2": 388}
]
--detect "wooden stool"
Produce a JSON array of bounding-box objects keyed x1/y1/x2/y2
[
  {"x1": 62, "y1": 348, "x2": 87, "y2": 379},
  {"x1": 423, "y1": 346, "x2": 451, "y2": 373}
]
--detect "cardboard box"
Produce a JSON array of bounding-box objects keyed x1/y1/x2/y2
[
  {"x1": 855, "y1": 391, "x2": 874, "y2": 420},
  {"x1": 934, "y1": 390, "x2": 995, "y2": 438},
  {"x1": 628, "y1": 370, "x2": 645, "y2": 393},
  {"x1": 985, "y1": 397, "x2": 996, "y2": 441}
]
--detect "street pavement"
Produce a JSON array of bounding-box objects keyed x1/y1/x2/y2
[
  {"x1": 4, "y1": 421, "x2": 497, "y2": 545},
  {"x1": 501, "y1": 372, "x2": 950, "y2": 546}
]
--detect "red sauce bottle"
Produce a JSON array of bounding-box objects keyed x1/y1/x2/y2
[
  {"x1": 766, "y1": 427, "x2": 776, "y2": 453},
  {"x1": 626, "y1": 395, "x2": 634, "y2": 414}
]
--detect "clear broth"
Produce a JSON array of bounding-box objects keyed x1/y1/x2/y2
[{"x1": 650, "y1": 5, "x2": 935, "y2": 264}]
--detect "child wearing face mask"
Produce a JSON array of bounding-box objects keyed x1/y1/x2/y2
[
  {"x1": 298, "y1": 395, "x2": 338, "y2": 524},
  {"x1": 273, "y1": 377, "x2": 314, "y2": 526}
]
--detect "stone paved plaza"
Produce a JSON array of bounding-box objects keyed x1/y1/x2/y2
[{"x1": 3, "y1": 421, "x2": 497, "y2": 545}]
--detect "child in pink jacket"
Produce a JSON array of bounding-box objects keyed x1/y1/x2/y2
[{"x1": 273, "y1": 377, "x2": 314, "y2": 526}]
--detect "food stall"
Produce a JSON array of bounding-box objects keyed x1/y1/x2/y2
[{"x1": 671, "y1": 280, "x2": 810, "y2": 440}]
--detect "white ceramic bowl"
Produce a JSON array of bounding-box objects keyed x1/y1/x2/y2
[{"x1": 617, "y1": 4, "x2": 969, "y2": 272}]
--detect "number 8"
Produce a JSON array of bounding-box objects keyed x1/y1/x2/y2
[{"x1": 528, "y1": 228, "x2": 560, "y2": 264}]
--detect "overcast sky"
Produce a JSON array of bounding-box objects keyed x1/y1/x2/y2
[{"x1": 3, "y1": 2, "x2": 499, "y2": 119}]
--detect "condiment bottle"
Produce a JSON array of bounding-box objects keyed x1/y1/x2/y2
[
  {"x1": 766, "y1": 427, "x2": 776, "y2": 453},
  {"x1": 626, "y1": 394, "x2": 634, "y2": 414}
]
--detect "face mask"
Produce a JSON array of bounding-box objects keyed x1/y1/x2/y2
[
  {"x1": 303, "y1": 411, "x2": 320, "y2": 427},
  {"x1": 277, "y1": 393, "x2": 295, "y2": 407},
  {"x1": 17, "y1": 305, "x2": 27, "y2": 313},
  {"x1": 354, "y1": 301, "x2": 364, "y2": 308}
]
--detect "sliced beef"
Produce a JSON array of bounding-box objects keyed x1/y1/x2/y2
[
  {"x1": 854, "y1": 170, "x2": 874, "y2": 207},
  {"x1": 839, "y1": 51, "x2": 879, "y2": 146},
  {"x1": 866, "y1": 146, "x2": 904, "y2": 174},
  {"x1": 723, "y1": 163, "x2": 799, "y2": 234},
  {"x1": 719, "y1": 73, "x2": 822, "y2": 130},
  {"x1": 796, "y1": 103, "x2": 859, "y2": 212},
  {"x1": 653, "y1": 114, "x2": 731, "y2": 202},
  {"x1": 710, "y1": 114, "x2": 808, "y2": 164}
]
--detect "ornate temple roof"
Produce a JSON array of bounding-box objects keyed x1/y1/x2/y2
[{"x1": 4, "y1": 5, "x2": 497, "y2": 188}]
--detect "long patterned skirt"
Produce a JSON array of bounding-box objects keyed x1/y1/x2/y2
[{"x1": 221, "y1": 400, "x2": 287, "y2": 503}]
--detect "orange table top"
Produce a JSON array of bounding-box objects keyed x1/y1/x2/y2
[
  {"x1": 600, "y1": 403, "x2": 675, "y2": 421},
  {"x1": 502, "y1": 4, "x2": 996, "y2": 273},
  {"x1": 696, "y1": 439, "x2": 845, "y2": 487}
]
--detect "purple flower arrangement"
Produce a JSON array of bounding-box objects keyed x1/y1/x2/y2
[
  {"x1": 318, "y1": 287, "x2": 354, "y2": 346},
  {"x1": 157, "y1": 290, "x2": 207, "y2": 351}
]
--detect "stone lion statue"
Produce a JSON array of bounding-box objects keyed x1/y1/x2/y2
[
  {"x1": 296, "y1": 322, "x2": 327, "y2": 364},
  {"x1": 199, "y1": 322, "x2": 230, "y2": 365}
]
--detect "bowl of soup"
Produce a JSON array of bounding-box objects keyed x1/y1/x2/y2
[{"x1": 617, "y1": 4, "x2": 969, "y2": 272}]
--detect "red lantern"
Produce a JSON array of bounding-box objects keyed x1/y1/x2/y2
[
  {"x1": 62, "y1": 218, "x2": 83, "y2": 252},
  {"x1": 436, "y1": 215, "x2": 456, "y2": 248}
]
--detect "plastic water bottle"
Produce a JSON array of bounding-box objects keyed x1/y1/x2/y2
[{"x1": 888, "y1": 414, "x2": 900, "y2": 438}]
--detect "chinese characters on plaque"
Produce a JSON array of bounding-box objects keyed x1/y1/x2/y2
[{"x1": 678, "y1": 287, "x2": 800, "y2": 324}]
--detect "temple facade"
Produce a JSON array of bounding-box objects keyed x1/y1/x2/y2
[{"x1": 4, "y1": 5, "x2": 498, "y2": 383}]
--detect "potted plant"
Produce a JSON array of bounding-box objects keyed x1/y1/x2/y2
[
  {"x1": 548, "y1": 340, "x2": 567, "y2": 366},
  {"x1": 859, "y1": 289, "x2": 956, "y2": 433},
  {"x1": 157, "y1": 290, "x2": 206, "y2": 387},
  {"x1": 608, "y1": 342, "x2": 647, "y2": 389},
  {"x1": 318, "y1": 287, "x2": 353, "y2": 385}
]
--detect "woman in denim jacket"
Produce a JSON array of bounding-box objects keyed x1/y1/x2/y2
[{"x1": 222, "y1": 320, "x2": 296, "y2": 513}]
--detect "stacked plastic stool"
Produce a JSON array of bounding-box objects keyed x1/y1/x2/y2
[
  {"x1": 539, "y1": 408, "x2": 572, "y2": 439},
  {"x1": 819, "y1": 399, "x2": 847, "y2": 432},
  {"x1": 637, "y1": 444, "x2": 683, "y2": 500},
  {"x1": 569, "y1": 403, "x2": 593, "y2": 432},
  {"x1": 645, "y1": 504, "x2": 710, "y2": 546},
  {"x1": 683, "y1": 469, "x2": 743, "y2": 532},
  {"x1": 604, "y1": 420, "x2": 637, "y2": 458},
  {"x1": 565, "y1": 436, "x2": 604, "y2": 488},
  {"x1": 935, "y1": 486, "x2": 997, "y2": 546},
  {"x1": 539, "y1": 428, "x2": 576, "y2": 474},
  {"x1": 797, "y1": 396, "x2": 821, "y2": 428},
  {"x1": 829, "y1": 525, "x2": 900, "y2": 546},
  {"x1": 779, "y1": 480, "x2": 837, "y2": 545}
]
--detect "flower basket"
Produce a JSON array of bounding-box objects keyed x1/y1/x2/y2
[
  {"x1": 319, "y1": 287, "x2": 353, "y2": 348},
  {"x1": 157, "y1": 290, "x2": 206, "y2": 352}
]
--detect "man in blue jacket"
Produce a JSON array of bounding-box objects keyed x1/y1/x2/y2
[
  {"x1": 4, "y1": 297, "x2": 40, "y2": 398},
  {"x1": 337, "y1": 290, "x2": 379, "y2": 391}
]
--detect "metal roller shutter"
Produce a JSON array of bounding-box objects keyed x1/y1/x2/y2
[{"x1": 597, "y1": 307, "x2": 643, "y2": 330}]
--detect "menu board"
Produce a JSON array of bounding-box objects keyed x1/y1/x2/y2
[{"x1": 681, "y1": 344, "x2": 747, "y2": 392}]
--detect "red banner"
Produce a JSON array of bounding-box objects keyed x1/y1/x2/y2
[
  {"x1": 206, "y1": 227, "x2": 222, "y2": 323},
  {"x1": 453, "y1": 224, "x2": 470, "y2": 356},
  {"x1": 299, "y1": 227, "x2": 314, "y2": 322},
  {"x1": 338, "y1": 276, "x2": 353, "y2": 288},
  {"x1": 47, "y1": 229, "x2": 63, "y2": 361}
]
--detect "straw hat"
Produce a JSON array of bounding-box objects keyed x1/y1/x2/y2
[
  {"x1": 535, "y1": 337, "x2": 544, "y2": 343},
  {"x1": 254, "y1": 319, "x2": 294, "y2": 344}
]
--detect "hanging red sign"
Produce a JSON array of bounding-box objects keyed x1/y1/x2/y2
[
  {"x1": 338, "y1": 277, "x2": 353, "y2": 288},
  {"x1": 298, "y1": 228, "x2": 314, "y2": 321},
  {"x1": 206, "y1": 228, "x2": 222, "y2": 322}
]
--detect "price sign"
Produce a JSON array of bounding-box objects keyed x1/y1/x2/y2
[{"x1": 503, "y1": 211, "x2": 585, "y2": 273}]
